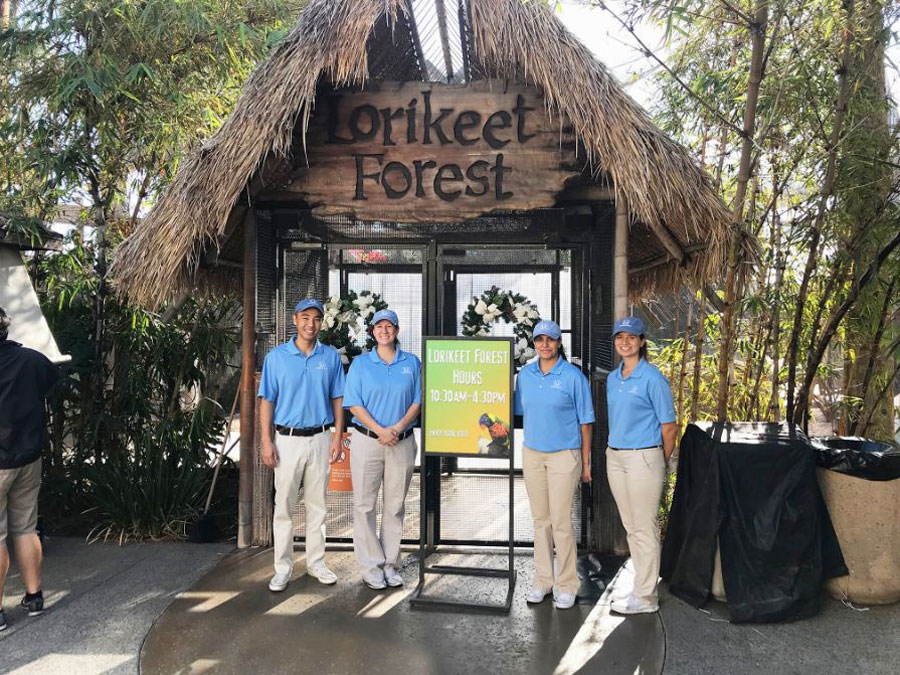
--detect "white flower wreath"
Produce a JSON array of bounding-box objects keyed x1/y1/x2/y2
[
  {"x1": 319, "y1": 291, "x2": 389, "y2": 364},
  {"x1": 461, "y1": 286, "x2": 541, "y2": 367}
]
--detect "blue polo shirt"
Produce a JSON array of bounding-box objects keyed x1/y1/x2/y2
[
  {"x1": 257, "y1": 340, "x2": 345, "y2": 427},
  {"x1": 514, "y1": 358, "x2": 595, "y2": 452},
  {"x1": 606, "y1": 358, "x2": 676, "y2": 449},
  {"x1": 343, "y1": 348, "x2": 422, "y2": 431}
]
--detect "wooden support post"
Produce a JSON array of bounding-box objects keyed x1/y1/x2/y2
[
  {"x1": 590, "y1": 196, "x2": 630, "y2": 556},
  {"x1": 614, "y1": 195, "x2": 629, "y2": 320},
  {"x1": 238, "y1": 210, "x2": 256, "y2": 548}
]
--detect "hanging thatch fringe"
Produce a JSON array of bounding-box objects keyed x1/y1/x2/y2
[{"x1": 111, "y1": 0, "x2": 740, "y2": 309}]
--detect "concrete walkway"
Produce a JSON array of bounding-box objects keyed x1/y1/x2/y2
[
  {"x1": 3, "y1": 539, "x2": 897, "y2": 674},
  {"x1": 140, "y1": 548, "x2": 663, "y2": 675},
  {"x1": 660, "y1": 585, "x2": 900, "y2": 674},
  {"x1": 0, "y1": 536, "x2": 231, "y2": 674}
]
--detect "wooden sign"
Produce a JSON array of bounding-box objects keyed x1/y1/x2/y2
[{"x1": 287, "y1": 81, "x2": 578, "y2": 222}]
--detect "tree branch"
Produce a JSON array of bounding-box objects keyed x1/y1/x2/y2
[
  {"x1": 792, "y1": 228, "x2": 900, "y2": 424},
  {"x1": 595, "y1": 1, "x2": 745, "y2": 138}
]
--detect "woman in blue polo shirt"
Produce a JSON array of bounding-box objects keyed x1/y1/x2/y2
[
  {"x1": 343, "y1": 309, "x2": 421, "y2": 590},
  {"x1": 514, "y1": 320, "x2": 594, "y2": 610},
  {"x1": 606, "y1": 316, "x2": 677, "y2": 615}
]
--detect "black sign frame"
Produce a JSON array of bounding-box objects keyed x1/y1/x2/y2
[{"x1": 410, "y1": 336, "x2": 517, "y2": 613}]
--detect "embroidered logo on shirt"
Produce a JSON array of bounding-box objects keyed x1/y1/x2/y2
[
  {"x1": 551, "y1": 380, "x2": 563, "y2": 389},
  {"x1": 628, "y1": 385, "x2": 639, "y2": 394},
  {"x1": 316, "y1": 362, "x2": 327, "y2": 371},
  {"x1": 402, "y1": 366, "x2": 413, "y2": 375}
]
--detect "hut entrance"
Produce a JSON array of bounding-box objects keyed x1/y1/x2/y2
[{"x1": 254, "y1": 208, "x2": 595, "y2": 547}]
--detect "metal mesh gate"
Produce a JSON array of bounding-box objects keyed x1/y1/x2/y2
[{"x1": 253, "y1": 207, "x2": 612, "y2": 547}]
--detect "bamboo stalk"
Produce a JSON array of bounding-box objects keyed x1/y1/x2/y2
[
  {"x1": 849, "y1": 277, "x2": 897, "y2": 434},
  {"x1": 859, "y1": 360, "x2": 900, "y2": 437},
  {"x1": 715, "y1": 0, "x2": 770, "y2": 422},
  {"x1": 676, "y1": 299, "x2": 694, "y2": 425},
  {"x1": 785, "y1": 0, "x2": 855, "y2": 416},
  {"x1": 691, "y1": 294, "x2": 707, "y2": 421},
  {"x1": 793, "y1": 229, "x2": 900, "y2": 426}
]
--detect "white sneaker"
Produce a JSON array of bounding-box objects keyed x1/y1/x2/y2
[
  {"x1": 385, "y1": 570, "x2": 404, "y2": 587},
  {"x1": 526, "y1": 587, "x2": 551, "y2": 604},
  {"x1": 307, "y1": 563, "x2": 338, "y2": 585},
  {"x1": 554, "y1": 592, "x2": 577, "y2": 610},
  {"x1": 364, "y1": 575, "x2": 387, "y2": 590},
  {"x1": 268, "y1": 572, "x2": 291, "y2": 592},
  {"x1": 611, "y1": 595, "x2": 658, "y2": 614},
  {"x1": 608, "y1": 583, "x2": 632, "y2": 602}
]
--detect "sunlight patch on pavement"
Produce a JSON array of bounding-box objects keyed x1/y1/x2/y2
[
  {"x1": 7, "y1": 653, "x2": 132, "y2": 675},
  {"x1": 177, "y1": 591, "x2": 240, "y2": 613},
  {"x1": 264, "y1": 591, "x2": 329, "y2": 616},
  {"x1": 185, "y1": 658, "x2": 221, "y2": 673},
  {"x1": 552, "y1": 602, "x2": 626, "y2": 675},
  {"x1": 356, "y1": 589, "x2": 412, "y2": 618}
]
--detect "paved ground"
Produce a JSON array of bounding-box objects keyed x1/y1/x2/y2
[
  {"x1": 140, "y1": 548, "x2": 662, "y2": 675},
  {"x1": 661, "y1": 585, "x2": 900, "y2": 675},
  {"x1": 2, "y1": 539, "x2": 898, "y2": 674},
  {"x1": 0, "y1": 537, "x2": 231, "y2": 674}
]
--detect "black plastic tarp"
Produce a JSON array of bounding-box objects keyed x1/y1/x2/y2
[
  {"x1": 661, "y1": 422, "x2": 847, "y2": 623},
  {"x1": 813, "y1": 437, "x2": 900, "y2": 481}
]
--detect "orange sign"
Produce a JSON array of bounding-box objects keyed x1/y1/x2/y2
[{"x1": 328, "y1": 432, "x2": 353, "y2": 492}]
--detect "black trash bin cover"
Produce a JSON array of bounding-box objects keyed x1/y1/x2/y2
[
  {"x1": 813, "y1": 437, "x2": 900, "y2": 481},
  {"x1": 662, "y1": 422, "x2": 847, "y2": 624}
]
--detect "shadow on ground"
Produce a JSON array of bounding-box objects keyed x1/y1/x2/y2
[
  {"x1": 141, "y1": 549, "x2": 664, "y2": 675},
  {"x1": 0, "y1": 537, "x2": 231, "y2": 675}
]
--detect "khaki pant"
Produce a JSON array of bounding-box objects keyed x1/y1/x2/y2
[
  {"x1": 273, "y1": 431, "x2": 330, "y2": 576},
  {"x1": 606, "y1": 446, "x2": 666, "y2": 604},
  {"x1": 523, "y1": 446, "x2": 582, "y2": 595},
  {"x1": 350, "y1": 429, "x2": 417, "y2": 583},
  {"x1": 0, "y1": 458, "x2": 42, "y2": 543}
]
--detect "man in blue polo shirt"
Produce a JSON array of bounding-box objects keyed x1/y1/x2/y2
[{"x1": 258, "y1": 298, "x2": 345, "y2": 592}]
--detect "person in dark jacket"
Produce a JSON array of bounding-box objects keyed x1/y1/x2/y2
[{"x1": 0, "y1": 307, "x2": 58, "y2": 630}]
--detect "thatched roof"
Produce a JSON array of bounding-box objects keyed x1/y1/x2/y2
[{"x1": 112, "y1": 0, "x2": 740, "y2": 309}]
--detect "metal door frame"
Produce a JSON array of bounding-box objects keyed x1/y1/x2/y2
[
  {"x1": 278, "y1": 232, "x2": 592, "y2": 548},
  {"x1": 434, "y1": 242, "x2": 590, "y2": 548}
]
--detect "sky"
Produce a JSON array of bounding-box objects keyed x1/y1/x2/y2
[
  {"x1": 555, "y1": 0, "x2": 666, "y2": 109},
  {"x1": 554, "y1": 0, "x2": 900, "y2": 113}
]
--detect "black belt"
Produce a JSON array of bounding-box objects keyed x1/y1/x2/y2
[
  {"x1": 352, "y1": 423, "x2": 414, "y2": 441},
  {"x1": 275, "y1": 423, "x2": 333, "y2": 437},
  {"x1": 610, "y1": 445, "x2": 661, "y2": 451}
]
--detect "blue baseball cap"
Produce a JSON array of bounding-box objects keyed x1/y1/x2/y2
[
  {"x1": 371, "y1": 309, "x2": 399, "y2": 326},
  {"x1": 532, "y1": 320, "x2": 561, "y2": 340},
  {"x1": 293, "y1": 298, "x2": 324, "y2": 316},
  {"x1": 612, "y1": 316, "x2": 645, "y2": 336}
]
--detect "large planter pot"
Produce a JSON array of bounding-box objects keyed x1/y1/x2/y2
[{"x1": 817, "y1": 468, "x2": 900, "y2": 605}]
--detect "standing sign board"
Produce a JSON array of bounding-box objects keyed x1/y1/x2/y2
[
  {"x1": 412, "y1": 336, "x2": 517, "y2": 613},
  {"x1": 422, "y1": 337, "x2": 514, "y2": 458}
]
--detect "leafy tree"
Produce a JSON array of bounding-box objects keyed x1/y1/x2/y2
[
  {"x1": 0, "y1": 0, "x2": 305, "y2": 537},
  {"x1": 596, "y1": 0, "x2": 899, "y2": 437}
]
